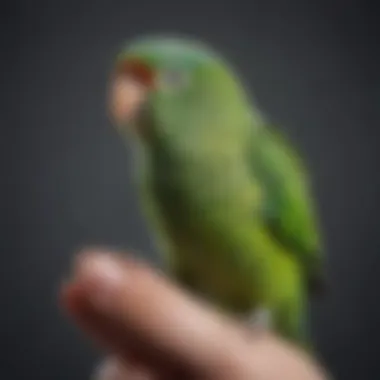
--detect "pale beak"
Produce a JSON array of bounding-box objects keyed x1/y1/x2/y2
[{"x1": 108, "y1": 75, "x2": 148, "y2": 128}]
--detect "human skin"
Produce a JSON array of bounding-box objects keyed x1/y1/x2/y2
[{"x1": 61, "y1": 249, "x2": 329, "y2": 380}]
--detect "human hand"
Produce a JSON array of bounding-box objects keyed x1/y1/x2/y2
[{"x1": 61, "y1": 249, "x2": 329, "y2": 379}]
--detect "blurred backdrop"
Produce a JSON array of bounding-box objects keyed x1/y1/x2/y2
[{"x1": 1, "y1": 0, "x2": 379, "y2": 379}]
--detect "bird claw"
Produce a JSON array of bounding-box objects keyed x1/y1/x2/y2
[{"x1": 247, "y1": 307, "x2": 273, "y2": 330}]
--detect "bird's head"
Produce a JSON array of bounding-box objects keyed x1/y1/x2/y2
[{"x1": 108, "y1": 36, "x2": 252, "y2": 145}]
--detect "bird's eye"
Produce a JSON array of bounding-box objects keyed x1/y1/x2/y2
[{"x1": 158, "y1": 69, "x2": 189, "y2": 90}]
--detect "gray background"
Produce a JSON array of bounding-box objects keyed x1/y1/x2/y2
[{"x1": 1, "y1": 0, "x2": 379, "y2": 379}]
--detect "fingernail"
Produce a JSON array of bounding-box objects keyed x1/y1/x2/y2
[{"x1": 76, "y1": 252, "x2": 125, "y2": 310}]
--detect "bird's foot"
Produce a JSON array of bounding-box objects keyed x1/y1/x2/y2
[{"x1": 246, "y1": 307, "x2": 273, "y2": 331}]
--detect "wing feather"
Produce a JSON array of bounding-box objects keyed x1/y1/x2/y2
[{"x1": 249, "y1": 126, "x2": 326, "y2": 296}]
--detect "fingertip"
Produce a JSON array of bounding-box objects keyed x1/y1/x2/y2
[{"x1": 60, "y1": 279, "x2": 87, "y2": 315}]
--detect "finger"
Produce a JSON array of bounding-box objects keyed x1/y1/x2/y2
[{"x1": 62, "y1": 249, "x2": 248, "y2": 377}]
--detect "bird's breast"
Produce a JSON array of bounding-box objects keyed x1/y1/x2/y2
[{"x1": 145, "y1": 148, "x2": 259, "y2": 235}]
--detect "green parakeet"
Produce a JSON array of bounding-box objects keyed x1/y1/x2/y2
[{"x1": 108, "y1": 36, "x2": 326, "y2": 349}]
